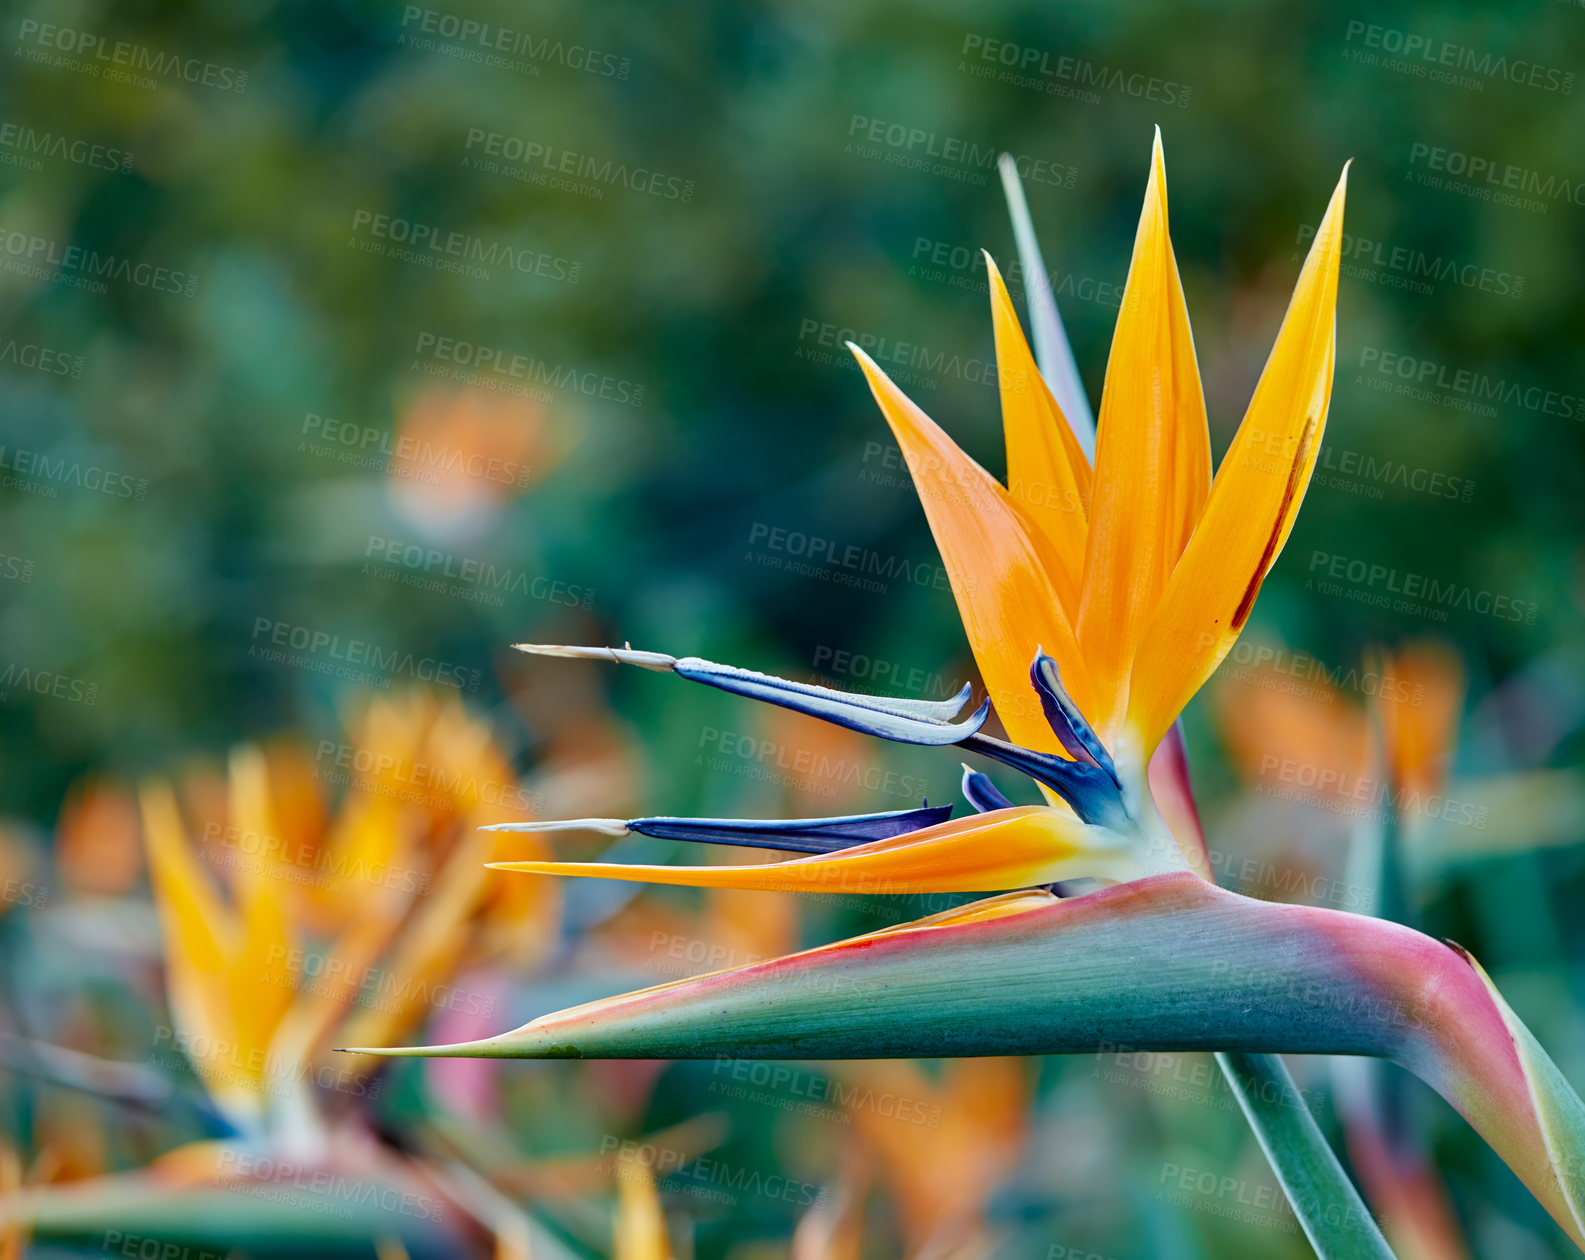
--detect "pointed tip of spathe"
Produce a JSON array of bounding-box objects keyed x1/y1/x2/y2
[
  {"x1": 334, "y1": 1033, "x2": 533, "y2": 1059},
  {"x1": 337, "y1": 1015, "x2": 587, "y2": 1060}
]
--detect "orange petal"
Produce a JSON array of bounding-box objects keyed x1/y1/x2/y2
[
  {"x1": 1078, "y1": 128, "x2": 1211, "y2": 746},
  {"x1": 138, "y1": 783, "x2": 258, "y2": 1125},
  {"x1": 56, "y1": 778, "x2": 142, "y2": 897},
  {"x1": 1210, "y1": 642, "x2": 1368, "y2": 794},
  {"x1": 849, "y1": 345, "x2": 1091, "y2": 750},
  {"x1": 490, "y1": 807, "x2": 1138, "y2": 895},
  {"x1": 225, "y1": 748, "x2": 298, "y2": 1072},
  {"x1": 1127, "y1": 162, "x2": 1349, "y2": 757},
  {"x1": 986, "y1": 252, "x2": 1091, "y2": 617},
  {"x1": 1379, "y1": 640, "x2": 1464, "y2": 799},
  {"x1": 613, "y1": 1163, "x2": 670, "y2": 1260},
  {"x1": 840, "y1": 1056, "x2": 1025, "y2": 1247}
]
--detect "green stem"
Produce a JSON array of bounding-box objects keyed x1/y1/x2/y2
[{"x1": 1217, "y1": 1051, "x2": 1395, "y2": 1259}]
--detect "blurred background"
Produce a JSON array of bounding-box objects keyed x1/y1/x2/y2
[{"x1": 1, "y1": 0, "x2": 1584, "y2": 1255}]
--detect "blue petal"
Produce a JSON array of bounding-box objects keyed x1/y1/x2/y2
[
  {"x1": 1029, "y1": 650, "x2": 1118, "y2": 785},
  {"x1": 627, "y1": 805, "x2": 955, "y2": 854},
  {"x1": 673, "y1": 657, "x2": 988, "y2": 745},
  {"x1": 960, "y1": 765, "x2": 1014, "y2": 813},
  {"x1": 961, "y1": 732, "x2": 1127, "y2": 829},
  {"x1": 512, "y1": 647, "x2": 988, "y2": 746}
]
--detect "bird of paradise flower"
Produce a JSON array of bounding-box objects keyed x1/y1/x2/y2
[
  {"x1": 3, "y1": 691, "x2": 570, "y2": 1256},
  {"x1": 356, "y1": 132, "x2": 1585, "y2": 1256}
]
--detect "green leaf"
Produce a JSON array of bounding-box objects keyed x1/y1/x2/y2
[
  {"x1": 5, "y1": 1164, "x2": 589, "y2": 1258},
  {"x1": 6, "y1": 1177, "x2": 461, "y2": 1257}
]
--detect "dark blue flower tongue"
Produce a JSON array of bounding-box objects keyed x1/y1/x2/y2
[
  {"x1": 513, "y1": 645, "x2": 989, "y2": 745},
  {"x1": 960, "y1": 765, "x2": 1014, "y2": 813},
  {"x1": 943, "y1": 650, "x2": 1127, "y2": 826},
  {"x1": 486, "y1": 803, "x2": 954, "y2": 854},
  {"x1": 1030, "y1": 649, "x2": 1119, "y2": 786},
  {"x1": 961, "y1": 731, "x2": 1128, "y2": 829},
  {"x1": 628, "y1": 804, "x2": 952, "y2": 853}
]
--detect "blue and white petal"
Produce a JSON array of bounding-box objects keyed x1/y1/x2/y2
[
  {"x1": 485, "y1": 804, "x2": 955, "y2": 855},
  {"x1": 514, "y1": 645, "x2": 989, "y2": 745},
  {"x1": 961, "y1": 765, "x2": 1014, "y2": 813}
]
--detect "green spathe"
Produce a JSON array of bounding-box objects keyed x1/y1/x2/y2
[{"x1": 351, "y1": 873, "x2": 1585, "y2": 1252}]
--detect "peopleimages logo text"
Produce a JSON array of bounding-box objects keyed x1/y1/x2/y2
[
  {"x1": 0, "y1": 228, "x2": 199, "y2": 296},
  {"x1": 1294, "y1": 224, "x2": 1521, "y2": 298},
  {"x1": 0, "y1": 121, "x2": 132, "y2": 172},
  {"x1": 959, "y1": 34, "x2": 1192, "y2": 107},
  {"x1": 348, "y1": 210, "x2": 580, "y2": 284},
  {"x1": 1356, "y1": 347, "x2": 1581, "y2": 422},
  {"x1": 845, "y1": 115, "x2": 1075, "y2": 188},
  {"x1": 463, "y1": 129, "x2": 693, "y2": 201},
  {"x1": 15, "y1": 20, "x2": 249, "y2": 92},
  {"x1": 248, "y1": 618, "x2": 482, "y2": 690},
  {"x1": 398, "y1": 6, "x2": 630, "y2": 78},
  {"x1": 1342, "y1": 20, "x2": 1574, "y2": 94},
  {"x1": 413, "y1": 332, "x2": 644, "y2": 406},
  {"x1": 1307, "y1": 552, "x2": 1538, "y2": 625},
  {"x1": 1408, "y1": 143, "x2": 1585, "y2": 210},
  {"x1": 796, "y1": 318, "x2": 1015, "y2": 390}
]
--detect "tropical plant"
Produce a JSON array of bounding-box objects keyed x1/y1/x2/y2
[{"x1": 351, "y1": 133, "x2": 1585, "y2": 1256}]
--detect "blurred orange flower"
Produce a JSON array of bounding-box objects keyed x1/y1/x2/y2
[{"x1": 387, "y1": 384, "x2": 546, "y2": 542}]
